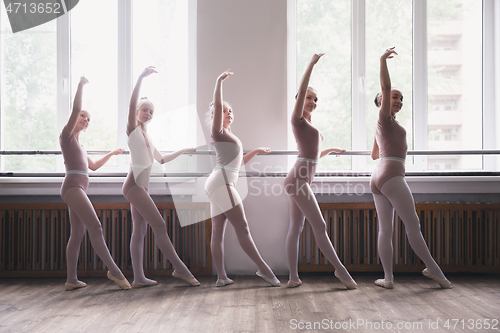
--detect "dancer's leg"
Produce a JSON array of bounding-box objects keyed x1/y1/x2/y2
[
  {"x1": 373, "y1": 193, "x2": 395, "y2": 283},
  {"x1": 62, "y1": 187, "x2": 125, "y2": 280},
  {"x1": 380, "y1": 176, "x2": 446, "y2": 280},
  {"x1": 210, "y1": 212, "x2": 229, "y2": 280},
  {"x1": 285, "y1": 196, "x2": 306, "y2": 283},
  {"x1": 66, "y1": 208, "x2": 86, "y2": 284},
  {"x1": 287, "y1": 179, "x2": 353, "y2": 282},
  {"x1": 210, "y1": 185, "x2": 276, "y2": 280},
  {"x1": 124, "y1": 185, "x2": 192, "y2": 278},
  {"x1": 129, "y1": 204, "x2": 157, "y2": 285}
]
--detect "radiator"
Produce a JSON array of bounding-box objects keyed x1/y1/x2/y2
[
  {"x1": 298, "y1": 203, "x2": 500, "y2": 273},
  {"x1": 0, "y1": 202, "x2": 212, "y2": 278}
]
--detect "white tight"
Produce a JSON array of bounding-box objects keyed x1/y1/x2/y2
[
  {"x1": 286, "y1": 179, "x2": 353, "y2": 282},
  {"x1": 373, "y1": 176, "x2": 446, "y2": 282},
  {"x1": 124, "y1": 185, "x2": 193, "y2": 283},
  {"x1": 63, "y1": 187, "x2": 125, "y2": 284},
  {"x1": 209, "y1": 185, "x2": 275, "y2": 280}
]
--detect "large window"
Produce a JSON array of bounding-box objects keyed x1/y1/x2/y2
[
  {"x1": 294, "y1": 0, "x2": 499, "y2": 172},
  {"x1": 0, "y1": 0, "x2": 196, "y2": 173}
]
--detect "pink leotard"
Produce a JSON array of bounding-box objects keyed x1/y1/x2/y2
[
  {"x1": 122, "y1": 127, "x2": 156, "y2": 196},
  {"x1": 60, "y1": 130, "x2": 89, "y2": 197},
  {"x1": 204, "y1": 126, "x2": 243, "y2": 196},
  {"x1": 284, "y1": 114, "x2": 324, "y2": 188},
  {"x1": 370, "y1": 111, "x2": 407, "y2": 195}
]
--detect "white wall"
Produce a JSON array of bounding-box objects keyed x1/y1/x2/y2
[{"x1": 197, "y1": 0, "x2": 291, "y2": 275}]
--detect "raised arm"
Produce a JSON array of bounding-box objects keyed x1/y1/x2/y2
[
  {"x1": 293, "y1": 53, "x2": 324, "y2": 120},
  {"x1": 379, "y1": 47, "x2": 397, "y2": 118},
  {"x1": 153, "y1": 147, "x2": 196, "y2": 165},
  {"x1": 63, "y1": 76, "x2": 89, "y2": 135},
  {"x1": 212, "y1": 69, "x2": 233, "y2": 133},
  {"x1": 127, "y1": 66, "x2": 157, "y2": 134},
  {"x1": 87, "y1": 148, "x2": 125, "y2": 171},
  {"x1": 242, "y1": 147, "x2": 271, "y2": 165}
]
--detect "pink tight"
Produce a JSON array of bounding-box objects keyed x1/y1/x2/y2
[
  {"x1": 373, "y1": 176, "x2": 447, "y2": 282},
  {"x1": 124, "y1": 184, "x2": 193, "y2": 284},
  {"x1": 286, "y1": 179, "x2": 353, "y2": 283},
  {"x1": 63, "y1": 187, "x2": 125, "y2": 284},
  {"x1": 209, "y1": 185, "x2": 276, "y2": 281}
]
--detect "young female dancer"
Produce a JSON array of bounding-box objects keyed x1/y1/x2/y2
[
  {"x1": 123, "y1": 66, "x2": 199, "y2": 288},
  {"x1": 284, "y1": 54, "x2": 357, "y2": 289},
  {"x1": 61, "y1": 76, "x2": 131, "y2": 290},
  {"x1": 205, "y1": 69, "x2": 280, "y2": 287},
  {"x1": 370, "y1": 47, "x2": 452, "y2": 289}
]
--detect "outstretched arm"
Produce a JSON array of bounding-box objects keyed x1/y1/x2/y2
[
  {"x1": 242, "y1": 147, "x2": 271, "y2": 165},
  {"x1": 127, "y1": 66, "x2": 157, "y2": 135},
  {"x1": 63, "y1": 76, "x2": 88, "y2": 135},
  {"x1": 320, "y1": 147, "x2": 346, "y2": 159},
  {"x1": 379, "y1": 47, "x2": 397, "y2": 118},
  {"x1": 88, "y1": 148, "x2": 125, "y2": 171},
  {"x1": 293, "y1": 53, "x2": 324, "y2": 120},
  {"x1": 212, "y1": 69, "x2": 233, "y2": 133},
  {"x1": 154, "y1": 147, "x2": 196, "y2": 165}
]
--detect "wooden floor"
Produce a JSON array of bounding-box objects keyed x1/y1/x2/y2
[{"x1": 0, "y1": 274, "x2": 499, "y2": 333}]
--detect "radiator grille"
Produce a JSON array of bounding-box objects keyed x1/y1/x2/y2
[
  {"x1": 0, "y1": 203, "x2": 212, "y2": 277},
  {"x1": 298, "y1": 203, "x2": 500, "y2": 273}
]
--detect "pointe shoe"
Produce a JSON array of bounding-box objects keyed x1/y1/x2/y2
[
  {"x1": 132, "y1": 280, "x2": 158, "y2": 288},
  {"x1": 375, "y1": 279, "x2": 394, "y2": 289},
  {"x1": 334, "y1": 271, "x2": 357, "y2": 290},
  {"x1": 215, "y1": 278, "x2": 234, "y2": 287},
  {"x1": 172, "y1": 270, "x2": 200, "y2": 286},
  {"x1": 422, "y1": 268, "x2": 452, "y2": 289},
  {"x1": 64, "y1": 281, "x2": 87, "y2": 291},
  {"x1": 286, "y1": 280, "x2": 302, "y2": 288},
  {"x1": 256, "y1": 270, "x2": 281, "y2": 287},
  {"x1": 107, "y1": 271, "x2": 132, "y2": 290}
]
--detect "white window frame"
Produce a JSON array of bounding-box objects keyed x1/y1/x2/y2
[{"x1": 290, "y1": 0, "x2": 499, "y2": 172}]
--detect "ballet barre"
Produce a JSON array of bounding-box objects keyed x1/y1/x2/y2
[{"x1": 1, "y1": 149, "x2": 500, "y2": 156}]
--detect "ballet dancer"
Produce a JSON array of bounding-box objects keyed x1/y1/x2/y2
[
  {"x1": 284, "y1": 54, "x2": 357, "y2": 289},
  {"x1": 205, "y1": 69, "x2": 280, "y2": 287},
  {"x1": 61, "y1": 76, "x2": 131, "y2": 291},
  {"x1": 370, "y1": 47, "x2": 452, "y2": 289},
  {"x1": 122, "y1": 66, "x2": 199, "y2": 288}
]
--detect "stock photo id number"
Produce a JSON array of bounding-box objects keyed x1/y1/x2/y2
[{"x1": 3, "y1": 0, "x2": 79, "y2": 33}]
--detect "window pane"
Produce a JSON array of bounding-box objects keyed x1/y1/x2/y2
[
  {"x1": 0, "y1": 13, "x2": 57, "y2": 172},
  {"x1": 295, "y1": 0, "x2": 352, "y2": 171},
  {"x1": 133, "y1": 0, "x2": 196, "y2": 172},
  {"x1": 70, "y1": 0, "x2": 119, "y2": 169},
  {"x1": 427, "y1": 0, "x2": 482, "y2": 170},
  {"x1": 365, "y1": 0, "x2": 413, "y2": 165}
]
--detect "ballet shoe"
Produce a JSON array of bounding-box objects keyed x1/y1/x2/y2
[
  {"x1": 334, "y1": 271, "x2": 358, "y2": 290},
  {"x1": 64, "y1": 281, "x2": 87, "y2": 291},
  {"x1": 422, "y1": 268, "x2": 452, "y2": 289},
  {"x1": 256, "y1": 270, "x2": 281, "y2": 287},
  {"x1": 286, "y1": 280, "x2": 302, "y2": 288},
  {"x1": 107, "y1": 271, "x2": 132, "y2": 290},
  {"x1": 132, "y1": 280, "x2": 158, "y2": 288},
  {"x1": 172, "y1": 270, "x2": 201, "y2": 286},
  {"x1": 375, "y1": 279, "x2": 394, "y2": 289},
  {"x1": 215, "y1": 278, "x2": 234, "y2": 287}
]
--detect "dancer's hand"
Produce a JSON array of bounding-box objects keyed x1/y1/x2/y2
[
  {"x1": 140, "y1": 66, "x2": 158, "y2": 79},
  {"x1": 110, "y1": 148, "x2": 125, "y2": 156},
  {"x1": 381, "y1": 47, "x2": 398, "y2": 60},
  {"x1": 321, "y1": 147, "x2": 345, "y2": 158},
  {"x1": 183, "y1": 147, "x2": 196, "y2": 154},
  {"x1": 255, "y1": 147, "x2": 271, "y2": 154},
  {"x1": 310, "y1": 53, "x2": 325, "y2": 65},
  {"x1": 79, "y1": 76, "x2": 89, "y2": 86},
  {"x1": 217, "y1": 69, "x2": 233, "y2": 82}
]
